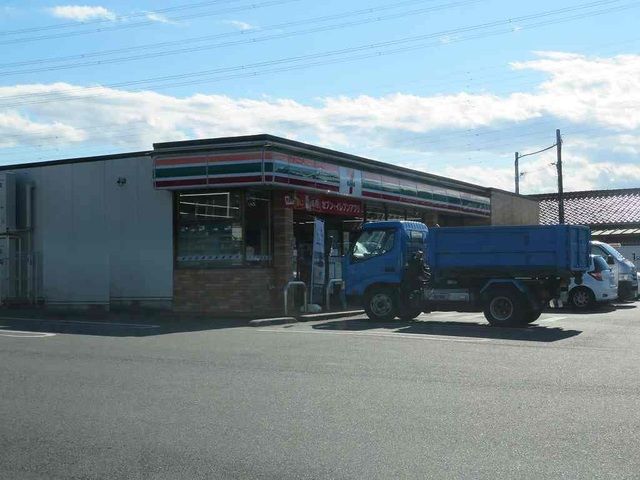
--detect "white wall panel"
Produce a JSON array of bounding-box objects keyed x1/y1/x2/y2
[
  {"x1": 105, "y1": 157, "x2": 173, "y2": 303},
  {"x1": 13, "y1": 155, "x2": 173, "y2": 307}
]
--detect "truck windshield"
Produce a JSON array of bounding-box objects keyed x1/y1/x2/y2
[
  {"x1": 598, "y1": 242, "x2": 626, "y2": 262},
  {"x1": 351, "y1": 229, "x2": 395, "y2": 261}
]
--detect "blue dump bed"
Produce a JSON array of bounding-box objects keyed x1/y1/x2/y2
[{"x1": 428, "y1": 224, "x2": 591, "y2": 279}]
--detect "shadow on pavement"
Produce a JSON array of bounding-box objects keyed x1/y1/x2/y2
[
  {"x1": 556, "y1": 303, "x2": 637, "y2": 315},
  {"x1": 312, "y1": 318, "x2": 582, "y2": 342},
  {"x1": 611, "y1": 303, "x2": 638, "y2": 309},
  {"x1": 0, "y1": 312, "x2": 250, "y2": 338}
]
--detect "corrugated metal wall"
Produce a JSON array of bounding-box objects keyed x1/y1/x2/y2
[{"x1": 13, "y1": 155, "x2": 173, "y2": 308}]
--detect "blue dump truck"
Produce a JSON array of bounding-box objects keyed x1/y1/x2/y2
[{"x1": 344, "y1": 221, "x2": 591, "y2": 327}]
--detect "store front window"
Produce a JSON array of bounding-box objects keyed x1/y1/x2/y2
[
  {"x1": 245, "y1": 191, "x2": 272, "y2": 265},
  {"x1": 176, "y1": 190, "x2": 271, "y2": 268}
]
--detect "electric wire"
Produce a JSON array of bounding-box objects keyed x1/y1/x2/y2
[
  {"x1": 0, "y1": 0, "x2": 633, "y2": 109},
  {"x1": 1, "y1": 1, "x2": 640, "y2": 164},
  {"x1": 0, "y1": 0, "x2": 458, "y2": 70},
  {"x1": 0, "y1": 0, "x2": 482, "y2": 77},
  {"x1": 0, "y1": 0, "x2": 304, "y2": 46},
  {"x1": 0, "y1": 0, "x2": 246, "y2": 36}
]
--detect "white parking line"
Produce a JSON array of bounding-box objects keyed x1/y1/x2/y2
[
  {"x1": 0, "y1": 329, "x2": 56, "y2": 338},
  {"x1": 257, "y1": 328, "x2": 490, "y2": 343},
  {"x1": 0, "y1": 317, "x2": 159, "y2": 328},
  {"x1": 537, "y1": 316, "x2": 567, "y2": 323}
]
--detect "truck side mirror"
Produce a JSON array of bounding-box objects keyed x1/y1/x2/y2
[{"x1": 606, "y1": 255, "x2": 615, "y2": 265}]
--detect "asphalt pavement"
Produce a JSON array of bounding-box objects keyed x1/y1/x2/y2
[{"x1": 1, "y1": 303, "x2": 639, "y2": 479}]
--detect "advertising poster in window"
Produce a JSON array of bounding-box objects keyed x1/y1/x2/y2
[{"x1": 310, "y1": 218, "x2": 325, "y2": 305}]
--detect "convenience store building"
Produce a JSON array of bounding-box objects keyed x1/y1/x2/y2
[{"x1": 0, "y1": 134, "x2": 538, "y2": 316}]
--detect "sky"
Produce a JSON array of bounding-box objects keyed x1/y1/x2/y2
[{"x1": 1, "y1": 0, "x2": 640, "y2": 194}]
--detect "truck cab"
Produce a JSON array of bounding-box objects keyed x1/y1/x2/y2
[
  {"x1": 344, "y1": 221, "x2": 428, "y2": 321},
  {"x1": 590, "y1": 240, "x2": 638, "y2": 301}
]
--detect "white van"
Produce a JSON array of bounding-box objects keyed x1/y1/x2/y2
[{"x1": 590, "y1": 241, "x2": 638, "y2": 301}]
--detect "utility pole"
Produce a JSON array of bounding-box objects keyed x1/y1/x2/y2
[
  {"x1": 514, "y1": 152, "x2": 520, "y2": 194},
  {"x1": 556, "y1": 129, "x2": 564, "y2": 224}
]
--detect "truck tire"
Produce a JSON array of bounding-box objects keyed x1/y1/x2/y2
[
  {"x1": 569, "y1": 287, "x2": 595, "y2": 309},
  {"x1": 524, "y1": 307, "x2": 543, "y2": 324},
  {"x1": 483, "y1": 288, "x2": 526, "y2": 327},
  {"x1": 397, "y1": 306, "x2": 422, "y2": 321},
  {"x1": 364, "y1": 287, "x2": 397, "y2": 322}
]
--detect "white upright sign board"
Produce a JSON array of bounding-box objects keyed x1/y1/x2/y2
[{"x1": 310, "y1": 218, "x2": 325, "y2": 305}]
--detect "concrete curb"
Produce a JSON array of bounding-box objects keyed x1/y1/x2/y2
[
  {"x1": 248, "y1": 317, "x2": 297, "y2": 327},
  {"x1": 299, "y1": 310, "x2": 365, "y2": 322}
]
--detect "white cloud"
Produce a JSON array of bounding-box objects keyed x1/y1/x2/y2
[
  {"x1": 511, "y1": 52, "x2": 640, "y2": 129},
  {"x1": 224, "y1": 20, "x2": 256, "y2": 31},
  {"x1": 145, "y1": 12, "x2": 174, "y2": 24},
  {"x1": 441, "y1": 152, "x2": 640, "y2": 193},
  {"x1": 1, "y1": 51, "x2": 639, "y2": 191},
  {"x1": 48, "y1": 5, "x2": 116, "y2": 22},
  {"x1": 0, "y1": 110, "x2": 85, "y2": 148}
]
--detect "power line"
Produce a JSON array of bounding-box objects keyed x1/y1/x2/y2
[
  {"x1": 1, "y1": 71, "x2": 637, "y2": 159},
  {"x1": 0, "y1": 0, "x2": 450, "y2": 70},
  {"x1": 0, "y1": 0, "x2": 245, "y2": 36},
  {"x1": 0, "y1": 0, "x2": 633, "y2": 109},
  {"x1": 518, "y1": 143, "x2": 558, "y2": 159},
  {"x1": 2, "y1": 3, "x2": 639, "y2": 160},
  {"x1": 307, "y1": 32, "x2": 640, "y2": 99},
  {"x1": 520, "y1": 163, "x2": 556, "y2": 176},
  {"x1": 0, "y1": 0, "x2": 482, "y2": 77},
  {"x1": 0, "y1": 0, "x2": 303, "y2": 46}
]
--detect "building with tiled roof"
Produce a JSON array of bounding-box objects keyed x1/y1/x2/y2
[{"x1": 529, "y1": 188, "x2": 640, "y2": 246}]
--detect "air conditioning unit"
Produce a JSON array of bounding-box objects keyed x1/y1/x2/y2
[{"x1": 0, "y1": 172, "x2": 16, "y2": 233}]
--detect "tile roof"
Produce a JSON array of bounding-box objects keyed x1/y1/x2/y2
[{"x1": 529, "y1": 188, "x2": 640, "y2": 226}]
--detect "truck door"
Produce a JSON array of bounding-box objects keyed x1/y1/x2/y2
[
  {"x1": 591, "y1": 243, "x2": 619, "y2": 283},
  {"x1": 344, "y1": 228, "x2": 401, "y2": 297}
]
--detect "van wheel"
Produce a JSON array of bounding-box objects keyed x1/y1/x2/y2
[
  {"x1": 483, "y1": 289, "x2": 526, "y2": 327},
  {"x1": 364, "y1": 287, "x2": 397, "y2": 322},
  {"x1": 569, "y1": 287, "x2": 595, "y2": 309}
]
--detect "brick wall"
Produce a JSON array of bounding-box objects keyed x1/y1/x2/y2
[
  {"x1": 173, "y1": 190, "x2": 294, "y2": 317},
  {"x1": 174, "y1": 268, "x2": 279, "y2": 316}
]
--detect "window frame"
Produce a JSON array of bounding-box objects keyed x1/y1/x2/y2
[{"x1": 592, "y1": 255, "x2": 609, "y2": 273}]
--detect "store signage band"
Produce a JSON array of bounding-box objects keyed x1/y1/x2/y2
[
  {"x1": 284, "y1": 192, "x2": 362, "y2": 217},
  {"x1": 154, "y1": 151, "x2": 491, "y2": 216}
]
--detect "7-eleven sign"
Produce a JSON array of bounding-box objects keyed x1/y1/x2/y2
[{"x1": 339, "y1": 167, "x2": 362, "y2": 196}]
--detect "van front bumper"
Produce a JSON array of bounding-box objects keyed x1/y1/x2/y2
[{"x1": 619, "y1": 280, "x2": 638, "y2": 301}]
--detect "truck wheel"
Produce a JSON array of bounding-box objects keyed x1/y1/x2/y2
[
  {"x1": 569, "y1": 287, "x2": 595, "y2": 309},
  {"x1": 524, "y1": 307, "x2": 543, "y2": 324},
  {"x1": 364, "y1": 287, "x2": 397, "y2": 322},
  {"x1": 483, "y1": 289, "x2": 526, "y2": 327},
  {"x1": 397, "y1": 306, "x2": 422, "y2": 321}
]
